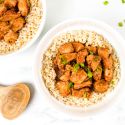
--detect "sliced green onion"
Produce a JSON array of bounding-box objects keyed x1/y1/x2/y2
[
  {"x1": 122, "y1": 0, "x2": 125, "y2": 3},
  {"x1": 89, "y1": 51, "x2": 94, "y2": 55},
  {"x1": 69, "y1": 82, "x2": 74, "y2": 88},
  {"x1": 118, "y1": 22, "x2": 123, "y2": 27},
  {"x1": 60, "y1": 55, "x2": 68, "y2": 65},
  {"x1": 94, "y1": 56, "x2": 99, "y2": 62},
  {"x1": 87, "y1": 70, "x2": 93, "y2": 78},
  {"x1": 84, "y1": 66, "x2": 88, "y2": 72},
  {"x1": 73, "y1": 63, "x2": 80, "y2": 72},
  {"x1": 79, "y1": 63, "x2": 85, "y2": 68},
  {"x1": 103, "y1": 1, "x2": 109, "y2": 5}
]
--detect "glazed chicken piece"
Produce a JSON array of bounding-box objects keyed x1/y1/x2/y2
[
  {"x1": 54, "y1": 54, "x2": 65, "y2": 70},
  {"x1": 59, "y1": 43, "x2": 74, "y2": 54},
  {"x1": 104, "y1": 68, "x2": 113, "y2": 82},
  {"x1": 18, "y1": 0, "x2": 29, "y2": 16},
  {"x1": 4, "y1": 30, "x2": 18, "y2": 44},
  {"x1": 0, "y1": 31, "x2": 4, "y2": 39},
  {"x1": 11, "y1": 17, "x2": 25, "y2": 32},
  {"x1": 98, "y1": 47, "x2": 109, "y2": 59},
  {"x1": 55, "y1": 68, "x2": 65, "y2": 80},
  {"x1": 74, "y1": 80, "x2": 92, "y2": 89},
  {"x1": 4, "y1": 0, "x2": 17, "y2": 8},
  {"x1": 86, "y1": 55, "x2": 101, "y2": 71},
  {"x1": 72, "y1": 88, "x2": 91, "y2": 98},
  {"x1": 0, "y1": 21, "x2": 10, "y2": 34},
  {"x1": 0, "y1": 3, "x2": 7, "y2": 16},
  {"x1": 91, "y1": 56, "x2": 101, "y2": 71},
  {"x1": 86, "y1": 55, "x2": 94, "y2": 67},
  {"x1": 72, "y1": 42, "x2": 84, "y2": 52},
  {"x1": 56, "y1": 81, "x2": 70, "y2": 97},
  {"x1": 94, "y1": 79, "x2": 109, "y2": 93},
  {"x1": 76, "y1": 49, "x2": 88, "y2": 63},
  {"x1": 60, "y1": 70, "x2": 70, "y2": 82},
  {"x1": 53, "y1": 58, "x2": 64, "y2": 79},
  {"x1": 87, "y1": 45, "x2": 97, "y2": 54},
  {"x1": 93, "y1": 65, "x2": 102, "y2": 81},
  {"x1": 103, "y1": 55, "x2": 113, "y2": 69},
  {"x1": 0, "y1": 10, "x2": 21, "y2": 21},
  {"x1": 70, "y1": 69, "x2": 87, "y2": 84},
  {"x1": 62, "y1": 53, "x2": 76, "y2": 63},
  {"x1": 65, "y1": 64, "x2": 73, "y2": 71}
]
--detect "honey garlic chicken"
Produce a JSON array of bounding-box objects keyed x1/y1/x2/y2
[
  {"x1": 4, "y1": 0, "x2": 17, "y2": 8},
  {"x1": 18, "y1": 0, "x2": 30, "y2": 16},
  {"x1": 0, "y1": 3, "x2": 7, "y2": 16},
  {"x1": 54, "y1": 42, "x2": 114, "y2": 98},
  {"x1": 0, "y1": 0, "x2": 30, "y2": 43}
]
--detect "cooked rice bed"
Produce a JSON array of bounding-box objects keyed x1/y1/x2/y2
[{"x1": 42, "y1": 30, "x2": 120, "y2": 107}]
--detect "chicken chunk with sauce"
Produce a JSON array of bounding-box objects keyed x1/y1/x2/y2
[
  {"x1": 98, "y1": 47, "x2": 110, "y2": 59},
  {"x1": 70, "y1": 69, "x2": 87, "y2": 84},
  {"x1": 87, "y1": 45, "x2": 97, "y2": 54},
  {"x1": 76, "y1": 49, "x2": 88, "y2": 63},
  {"x1": 59, "y1": 43, "x2": 74, "y2": 54},
  {"x1": 0, "y1": 21, "x2": 10, "y2": 34},
  {"x1": 72, "y1": 88, "x2": 91, "y2": 98},
  {"x1": 4, "y1": 30, "x2": 18, "y2": 44},
  {"x1": 93, "y1": 65, "x2": 102, "y2": 81},
  {"x1": 74, "y1": 80, "x2": 92, "y2": 89},
  {"x1": 0, "y1": 3, "x2": 7, "y2": 16},
  {"x1": 11, "y1": 17, "x2": 25, "y2": 32},
  {"x1": 4, "y1": 0, "x2": 17, "y2": 8},
  {"x1": 0, "y1": 10, "x2": 21, "y2": 22},
  {"x1": 56, "y1": 81, "x2": 70, "y2": 97},
  {"x1": 18, "y1": 0, "x2": 29, "y2": 16},
  {"x1": 86, "y1": 55, "x2": 101, "y2": 71},
  {"x1": 94, "y1": 79, "x2": 109, "y2": 93},
  {"x1": 72, "y1": 42, "x2": 84, "y2": 52},
  {"x1": 104, "y1": 68, "x2": 113, "y2": 82}
]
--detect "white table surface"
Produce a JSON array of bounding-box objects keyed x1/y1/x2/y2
[{"x1": 1, "y1": 0, "x2": 125, "y2": 124}]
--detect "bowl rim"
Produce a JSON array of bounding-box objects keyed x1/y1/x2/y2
[
  {"x1": 0, "y1": 0, "x2": 46, "y2": 57},
  {"x1": 33, "y1": 18, "x2": 125, "y2": 118}
]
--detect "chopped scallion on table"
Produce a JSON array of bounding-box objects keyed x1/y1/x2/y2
[
  {"x1": 118, "y1": 22, "x2": 123, "y2": 27},
  {"x1": 122, "y1": 0, "x2": 125, "y2": 3},
  {"x1": 103, "y1": 1, "x2": 109, "y2": 5}
]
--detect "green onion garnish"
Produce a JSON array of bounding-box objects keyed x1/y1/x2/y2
[
  {"x1": 122, "y1": 0, "x2": 125, "y2": 3},
  {"x1": 69, "y1": 82, "x2": 74, "y2": 88},
  {"x1": 89, "y1": 51, "x2": 94, "y2": 55},
  {"x1": 60, "y1": 55, "x2": 68, "y2": 65},
  {"x1": 80, "y1": 63, "x2": 85, "y2": 68},
  {"x1": 87, "y1": 70, "x2": 93, "y2": 78},
  {"x1": 103, "y1": 1, "x2": 109, "y2": 5},
  {"x1": 118, "y1": 22, "x2": 123, "y2": 27},
  {"x1": 73, "y1": 63, "x2": 80, "y2": 72}
]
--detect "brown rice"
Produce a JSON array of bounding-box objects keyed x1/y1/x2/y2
[{"x1": 42, "y1": 30, "x2": 120, "y2": 107}]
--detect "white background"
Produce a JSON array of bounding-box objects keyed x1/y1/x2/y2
[{"x1": 0, "y1": 0, "x2": 125, "y2": 125}]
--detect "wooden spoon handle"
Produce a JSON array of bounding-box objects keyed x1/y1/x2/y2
[{"x1": 1, "y1": 83, "x2": 30, "y2": 119}]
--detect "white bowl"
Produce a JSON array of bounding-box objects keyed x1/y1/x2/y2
[
  {"x1": 1, "y1": 0, "x2": 46, "y2": 57},
  {"x1": 33, "y1": 19, "x2": 125, "y2": 118}
]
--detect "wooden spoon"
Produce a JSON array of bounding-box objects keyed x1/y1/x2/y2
[{"x1": 0, "y1": 83, "x2": 30, "y2": 119}]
